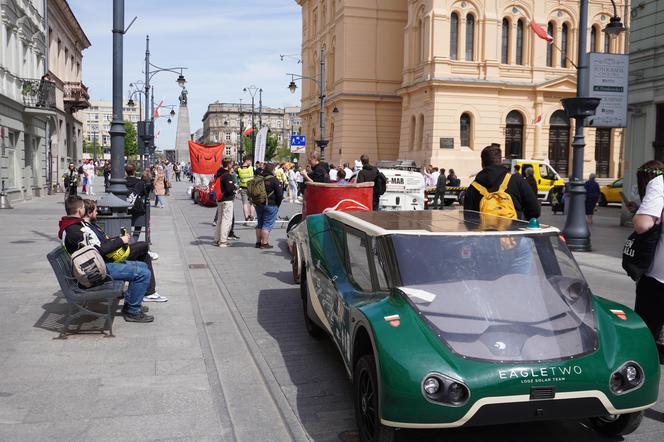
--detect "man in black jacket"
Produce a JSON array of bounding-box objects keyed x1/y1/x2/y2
[
  {"x1": 463, "y1": 145, "x2": 541, "y2": 220},
  {"x1": 214, "y1": 157, "x2": 236, "y2": 247},
  {"x1": 58, "y1": 196, "x2": 153, "y2": 322},
  {"x1": 126, "y1": 164, "x2": 149, "y2": 241},
  {"x1": 356, "y1": 154, "x2": 383, "y2": 210}
]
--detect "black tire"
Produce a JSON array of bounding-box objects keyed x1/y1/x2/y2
[
  {"x1": 354, "y1": 355, "x2": 395, "y2": 442},
  {"x1": 599, "y1": 193, "x2": 608, "y2": 207},
  {"x1": 300, "y1": 267, "x2": 324, "y2": 339},
  {"x1": 458, "y1": 190, "x2": 466, "y2": 207},
  {"x1": 588, "y1": 411, "x2": 643, "y2": 436}
]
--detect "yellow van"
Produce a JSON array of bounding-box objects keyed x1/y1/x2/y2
[{"x1": 504, "y1": 159, "x2": 566, "y2": 203}]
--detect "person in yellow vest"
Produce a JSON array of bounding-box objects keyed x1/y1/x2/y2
[{"x1": 237, "y1": 155, "x2": 257, "y2": 221}]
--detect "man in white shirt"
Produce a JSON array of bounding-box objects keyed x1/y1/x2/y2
[
  {"x1": 431, "y1": 167, "x2": 441, "y2": 187},
  {"x1": 83, "y1": 160, "x2": 96, "y2": 195},
  {"x1": 343, "y1": 163, "x2": 353, "y2": 182},
  {"x1": 633, "y1": 173, "x2": 664, "y2": 362},
  {"x1": 329, "y1": 165, "x2": 338, "y2": 182}
]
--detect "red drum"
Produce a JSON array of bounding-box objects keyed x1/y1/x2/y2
[{"x1": 302, "y1": 182, "x2": 374, "y2": 218}]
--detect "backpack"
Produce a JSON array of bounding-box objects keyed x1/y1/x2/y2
[
  {"x1": 70, "y1": 243, "x2": 107, "y2": 288},
  {"x1": 374, "y1": 171, "x2": 387, "y2": 196},
  {"x1": 126, "y1": 180, "x2": 146, "y2": 216},
  {"x1": 470, "y1": 173, "x2": 518, "y2": 220},
  {"x1": 247, "y1": 175, "x2": 270, "y2": 205}
]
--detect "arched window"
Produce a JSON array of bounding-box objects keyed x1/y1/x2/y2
[
  {"x1": 548, "y1": 110, "x2": 571, "y2": 177},
  {"x1": 546, "y1": 22, "x2": 554, "y2": 67},
  {"x1": 465, "y1": 14, "x2": 475, "y2": 61},
  {"x1": 505, "y1": 111, "x2": 524, "y2": 159},
  {"x1": 501, "y1": 18, "x2": 510, "y2": 64},
  {"x1": 460, "y1": 113, "x2": 472, "y2": 148},
  {"x1": 409, "y1": 115, "x2": 416, "y2": 150},
  {"x1": 561, "y1": 23, "x2": 569, "y2": 67},
  {"x1": 590, "y1": 25, "x2": 597, "y2": 52},
  {"x1": 516, "y1": 19, "x2": 524, "y2": 65},
  {"x1": 450, "y1": 13, "x2": 459, "y2": 60},
  {"x1": 604, "y1": 33, "x2": 610, "y2": 53},
  {"x1": 418, "y1": 114, "x2": 425, "y2": 151},
  {"x1": 419, "y1": 18, "x2": 426, "y2": 62}
]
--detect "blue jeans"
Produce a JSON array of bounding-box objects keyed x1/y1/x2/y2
[
  {"x1": 256, "y1": 204, "x2": 279, "y2": 231},
  {"x1": 106, "y1": 261, "x2": 150, "y2": 314},
  {"x1": 155, "y1": 195, "x2": 166, "y2": 207}
]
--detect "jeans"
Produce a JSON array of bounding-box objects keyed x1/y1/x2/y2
[
  {"x1": 288, "y1": 181, "x2": 297, "y2": 201},
  {"x1": 256, "y1": 204, "x2": 279, "y2": 231},
  {"x1": 106, "y1": 261, "x2": 150, "y2": 314},
  {"x1": 126, "y1": 241, "x2": 155, "y2": 296},
  {"x1": 155, "y1": 195, "x2": 166, "y2": 207}
]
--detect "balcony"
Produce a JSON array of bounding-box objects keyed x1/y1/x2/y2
[
  {"x1": 21, "y1": 78, "x2": 57, "y2": 114},
  {"x1": 64, "y1": 81, "x2": 90, "y2": 113}
]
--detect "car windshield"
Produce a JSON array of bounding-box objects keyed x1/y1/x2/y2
[{"x1": 390, "y1": 233, "x2": 597, "y2": 362}]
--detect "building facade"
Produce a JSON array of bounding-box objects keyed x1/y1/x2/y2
[
  {"x1": 296, "y1": 0, "x2": 629, "y2": 180},
  {"x1": 1, "y1": 0, "x2": 49, "y2": 201},
  {"x1": 623, "y1": 0, "x2": 664, "y2": 212},
  {"x1": 81, "y1": 99, "x2": 140, "y2": 156},
  {"x1": 47, "y1": 0, "x2": 90, "y2": 187},
  {"x1": 201, "y1": 102, "x2": 301, "y2": 160}
]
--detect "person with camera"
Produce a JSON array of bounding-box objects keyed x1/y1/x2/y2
[{"x1": 62, "y1": 163, "x2": 79, "y2": 197}]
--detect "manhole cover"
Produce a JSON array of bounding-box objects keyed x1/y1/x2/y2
[{"x1": 188, "y1": 264, "x2": 208, "y2": 269}]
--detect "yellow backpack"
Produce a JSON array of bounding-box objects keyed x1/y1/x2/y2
[{"x1": 471, "y1": 173, "x2": 518, "y2": 220}]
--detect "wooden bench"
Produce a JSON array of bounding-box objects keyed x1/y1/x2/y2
[{"x1": 47, "y1": 247, "x2": 125, "y2": 338}]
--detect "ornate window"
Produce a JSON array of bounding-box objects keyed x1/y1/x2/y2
[
  {"x1": 561, "y1": 23, "x2": 569, "y2": 68},
  {"x1": 450, "y1": 13, "x2": 459, "y2": 60},
  {"x1": 590, "y1": 25, "x2": 597, "y2": 52},
  {"x1": 501, "y1": 18, "x2": 510, "y2": 64},
  {"x1": 516, "y1": 19, "x2": 524, "y2": 65},
  {"x1": 604, "y1": 33, "x2": 610, "y2": 53},
  {"x1": 465, "y1": 14, "x2": 475, "y2": 61},
  {"x1": 460, "y1": 113, "x2": 471, "y2": 148},
  {"x1": 546, "y1": 22, "x2": 554, "y2": 67}
]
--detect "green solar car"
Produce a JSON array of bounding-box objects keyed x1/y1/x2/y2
[{"x1": 288, "y1": 210, "x2": 660, "y2": 442}]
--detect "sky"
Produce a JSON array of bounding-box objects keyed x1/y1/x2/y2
[{"x1": 68, "y1": 0, "x2": 302, "y2": 150}]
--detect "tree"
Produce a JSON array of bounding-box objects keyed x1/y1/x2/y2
[
  {"x1": 124, "y1": 121, "x2": 138, "y2": 159},
  {"x1": 265, "y1": 131, "x2": 279, "y2": 162},
  {"x1": 82, "y1": 138, "x2": 103, "y2": 158}
]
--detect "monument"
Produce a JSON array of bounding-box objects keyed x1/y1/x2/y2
[{"x1": 174, "y1": 86, "x2": 191, "y2": 164}]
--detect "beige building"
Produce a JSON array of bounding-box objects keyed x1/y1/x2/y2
[
  {"x1": 296, "y1": 0, "x2": 629, "y2": 180},
  {"x1": 81, "y1": 99, "x2": 140, "y2": 154},
  {"x1": 202, "y1": 102, "x2": 301, "y2": 160}
]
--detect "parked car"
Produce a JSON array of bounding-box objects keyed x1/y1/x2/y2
[
  {"x1": 288, "y1": 209, "x2": 660, "y2": 441},
  {"x1": 504, "y1": 159, "x2": 566, "y2": 203},
  {"x1": 600, "y1": 178, "x2": 623, "y2": 206}
]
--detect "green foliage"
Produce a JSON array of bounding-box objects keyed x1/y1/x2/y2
[
  {"x1": 82, "y1": 138, "x2": 104, "y2": 158},
  {"x1": 124, "y1": 121, "x2": 138, "y2": 158},
  {"x1": 265, "y1": 131, "x2": 279, "y2": 161}
]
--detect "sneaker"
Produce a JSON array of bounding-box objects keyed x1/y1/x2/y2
[
  {"x1": 122, "y1": 305, "x2": 149, "y2": 313},
  {"x1": 218, "y1": 242, "x2": 231, "y2": 248},
  {"x1": 143, "y1": 293, "x2": 168, "y2": 302},
  {"x1": 148, "y1": 251, "x2": 159, "y2": 261},
  {"x1": 229, "y1": 234, "x2": 240, "y2": 240},
  {"x1": 260, "y1": 243, "x2": 274, "y2": 249},
  {"x1": 123, "y1": 311, "x2": 154, "y2": 323},
  {"x1": 255, "y1": 242, "x2": 262, "y2": 248},
  {"x1": 212, "y1": 221, "x2": 217, "y2": 226}
]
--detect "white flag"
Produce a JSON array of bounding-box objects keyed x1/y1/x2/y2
[{"x1": 254, "y1": 127, "x2": 269, "y2": 163}]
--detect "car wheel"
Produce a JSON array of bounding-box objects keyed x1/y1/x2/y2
[
  {"x1": 291, "y1": 248, "x2": 301, "y2": 284},
  {"x1": 354, "y1": 355, "x2": 395, "y2": 442},
  {"x1": 300, "y1": 267, "x2": 324, "y2": 339},
  {"x1": 458, "y1": 190, "x2": 466, "y2": 206},
  {"x1": 599, "y1": 193, "x2": 608, "y2": 207},
  {"x1": 588, "y1": 411, "x2": 643, "y2": 436}
]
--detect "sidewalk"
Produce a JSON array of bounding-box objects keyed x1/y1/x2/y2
[{"x1": 0, "y1": 191, "x2": 303, "y2": 441}]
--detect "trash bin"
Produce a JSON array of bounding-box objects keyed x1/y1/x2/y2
[{"x1": 95, "y1": 193, "x2": 131, "y2": 237}]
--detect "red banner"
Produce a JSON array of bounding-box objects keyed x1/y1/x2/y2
[{"x1": 188, "y1": 141, "x2": 224, "y2": 175}]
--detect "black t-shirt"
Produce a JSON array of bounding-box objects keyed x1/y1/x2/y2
[{"x1": 311, "y1": 162, "x2": 330, "y2": 183}]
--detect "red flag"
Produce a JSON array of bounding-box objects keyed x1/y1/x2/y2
[
  {"x1": 530, "y1": 21, "x2": 553, "y2": 43},
  {"x1": 242, "y1": 127, "x2": 254, "y2": 136},
  {"x1": 188, "y1": 141, "x2": 225, "y2": 175},
  {"x1": 153, "y1": 100, "x2": 164, "y2": 118}
]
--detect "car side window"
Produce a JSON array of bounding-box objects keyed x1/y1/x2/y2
[
  {"x1": 346, "y1": 232, "x2": 373, "y2": 291},
  {"x1": 371, "y1": 238, "x2": 389, "y2": 290}
]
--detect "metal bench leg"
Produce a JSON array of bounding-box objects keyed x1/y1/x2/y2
[
  {"x1": 104, "y1": 298, "x2": 116, "y2": 338},
  {"x1": 56, "y1": 303, "x2": 73, "y2": 340}
]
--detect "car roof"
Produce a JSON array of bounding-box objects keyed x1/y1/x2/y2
[{"x1": 325, "y1": 210, "x2": 559, "y2": 237}]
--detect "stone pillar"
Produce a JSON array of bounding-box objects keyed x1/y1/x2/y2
[{"x1": 174, "y1": 103, "x2": 190, "y2": 164}]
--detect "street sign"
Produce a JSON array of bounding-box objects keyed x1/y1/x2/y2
[
  {"x1": 585, "y1": 53, "x2": 629, "y2": 128},
  {"x1": 290, "y1": 135, "x2": 306, "y2": 154}
]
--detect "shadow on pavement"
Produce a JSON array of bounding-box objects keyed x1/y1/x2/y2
[
  {"x1": 263, "y1": 271, "x2": 296, "y2": 285},
  {"x1": 34, "y1": 292, "x2": 114, "y2": 337},
  {"x1": 256, "y1": 288, "x2": 357, "y2": 441}
]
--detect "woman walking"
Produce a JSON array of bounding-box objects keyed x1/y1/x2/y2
[
  {"x1": 255, "y1": 163, "x2": 283, "y2": 249},
  {"x1": 153, "y1": 165, "x2": 166, "y2": 208},
  {"x1": 584, "y1": 173, "x2": 601, "y2": 224}
]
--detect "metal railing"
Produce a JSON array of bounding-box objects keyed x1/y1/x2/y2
[{"x1": 21, "y1": 79, "x2": 57, "y2": 109}]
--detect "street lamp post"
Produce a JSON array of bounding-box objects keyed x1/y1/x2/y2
[
  {"x1": 287, "y1": 47, "x2": 328, "y2": 159},
  {"x1": 238, "y1": 100, "x2": 245, "y2": 163},
  {"x1": 108, "y1": 0, "x2": 128, "y2": 197},
  {"x1": 561, "y1": 0, "x2": 625, "y2": 251},
  {"x1": 243, "y1": 85, "x2": 261, "y2": 162}
]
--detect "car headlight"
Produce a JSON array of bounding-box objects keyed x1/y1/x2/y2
[
  {"x1": 609, "y1": 361, "x2": 644, "y2": 395},
  {"x1": 421, "y1": 373, "x2": 470, "y2": 407}
]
